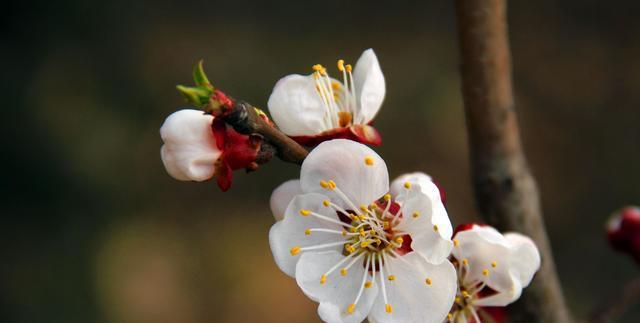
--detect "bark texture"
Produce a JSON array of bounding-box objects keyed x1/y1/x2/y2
[{"x1": 454, "y1": 1, "x2": 573, "y2": 322}]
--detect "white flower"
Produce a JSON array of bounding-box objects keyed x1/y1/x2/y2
[
  {"x1": 160, "y1": 109, "x2": 221, "y2": 181},
  {"x1": 269, "y1": 139, "x2": 456, "y2": 323},
  {"x1": 448, "y1": 224, "x2": 541, "y2": 322},
  {"x1": 267, "y1": 49, "x2": 385, "y2": 145}
]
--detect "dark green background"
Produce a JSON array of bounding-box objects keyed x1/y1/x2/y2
[{"x1": 2, "y1": 1, "x2": 639, "y2": 322}]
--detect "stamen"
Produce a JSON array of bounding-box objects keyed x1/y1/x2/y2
[
  {"x1": 364, "y1": 156, "x2": 374, "y2": 166},
  {"x1": 322, "y1": 200, "x2": 331, "y2": 207},
  {"x1": 425, "y1": 277, "x2": 432, "y2": 285},
  {"x1": 482, "y1": 269, "x2": 490, "y2": 276},
  {"x1": 304, "y1": 210, "x2": 349, "y2": 227},
  {"x1": 433, "y1": 225, "x2": 439, "y2": 232},
  {"x1": 412, "y1": 212, "x2": 420, "y2": 218},
  {"x1": 337, "y1": 59, "x2": 345, "y2": 71},
  {"x1": 453, "y1": 239, "x2": 460, "y2": 247},
  {"x1": 299, "y1": 209, "x2": 311, "y2": 216},
  {"x1": 388, "y1": 275, "x2": 396, "y2": 281},
  {"x1": 304, "y1": 229, "x2": 311, "y2": 235},
  {"x1": 491, "y1": 261, "x2": 498, "y2": 268},
  {"x1": 308, "y1": 228, "x2": 357, "y2": 236},
  {"x1": 299, "y1": 240, "x2": 349, "y2": 252},
  {"x1": 290, "y1": 246, "x2": 301, "y2": 256},
  {"x1": 320, "y1": 275, "x2": 327, "y2": 285},
  {"x1": 403, "y1": 181, "x2": 411, "y2": 189},
  {"x1": 377, "y1": 254, "x2": 391, "y2": 314},
  {"x1": 349, "y1": 254, "x2": 371, "y2": 315}
]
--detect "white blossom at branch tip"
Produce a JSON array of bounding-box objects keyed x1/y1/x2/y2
[
  {"x1": 160, "y1": 109, "x2": 221, "y2": 182},
  {"x1": 269, "y1": 139, "x2": 457, "y2": 323},
  {"x1": 268, "y1": 49, "x2": 385, "y2": 136}
]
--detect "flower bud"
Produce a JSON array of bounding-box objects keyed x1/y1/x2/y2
[{"x1": 607, "y1": 206, "x2": 640, "y2": 263}]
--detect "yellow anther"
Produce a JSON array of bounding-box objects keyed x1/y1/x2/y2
[
  {"x1": 433, "y1": 225, "x2": 439, "y2": 232},
  {"x1": 320, "y1": 275, "x2": 327, "y2": 285},
  {"x1": 290, "y1": 246, "x2": 301, "y2": 256},
  {"x1": 462, "y1": 291, "x2": 471, "y2": 298},
  {"x1": 305, "y1": 229, "x2": 311, "y2": 235},
  {"x1": 346, "y1": 245, "x2": 355, "y2": 253},
  {"x1": 337, "y1": 59, "x2": 345, "y2": 71},
  {"x1": 385, "y1": 304, "x2": 393, "y2": 314},
  {"x1": 374, "y1": 238, "x2": 381, "y2": 245},
  {"x1": 462, "y1": 258, "x2": 469, "y2": 266},
  {"x1": 403, "y1": 181, "x2": 412, "y2": 189},
  {"x1": 345, "y1": 64, "x2": 352, "y2": 72},
  {"x1": 491, "y1": 261, "x2": 498, "y2": 268},
  {"x1": 350, "y1": 227, "x2": 357, "y2": 233},
  {"x1": 455, "y1": 296, "x2": 462, "y2": 304},
  {"x1": 347, "y1": 304, "x2": 356, "y2": 314},
  {"x1": 360, "y1": 204, "x2": 368, "y2": 212},
  {"x1": 360, "y1": 241, "x2": 370, "y2": 248},
  {"x1": 340, "y1": 268, "x2": 348, "y2": 276},
  {"x1": 482, "y1": 269, "x2": 490, "y2": 276},
  {"x1": 448, "y1": 313, "x2": 453, "y2": 320},
  {"x1": 364, "y1": 156, "x2": 374, "y2": 166},
  {"x1": 383, "y1": 194, "x2": 391, "y2": 201},
  {"x1": 327, "y1": 180, "x2": 336, "y2": 189},
  {"x1": 320, "y1": 180, "x2": 329, "y2": 188},
  {"x1": 359, "y1": 228, "x2": 366, "y2": 237},
  {"x1": 331, "y1": 81, "x2": 341, "y2": 90},
  {"x1": 323, "y1": 200, "x2": 331, "y2": 207},
  {"x1": 342, "y1": 230, "x2": 347, "y2": 237},
  {"x1": 299, "y1": 209, "x2": 311, "y2": 216},
  {"x1": 453, "y1": 239, "x2": 460, "y2": 247},
  {"x1": 425, "y1": 277, "x2": 432, "y2": 285},
  {"x1": 365, "y1": 281, "x2": 373, "y2": 288},
  {"x1": 358, "y1": 215, "x2": 367, "y2": 221},
  {"x1": 395, "y1": 237, "x2": 404, "y2": 244},
  {"x1": 312, "y1": 64, "x2": 324, "y2": 72},
  {"x1": 383, "y1": 221, "x2": 390, "y2": 229},
  {"x1": 369, "y1": 203, "x2": 378, "y2": 210},
  {"x1": 412, "y1": 212, "x2": 420, "y2": 218},
  {"x1": 388, "y1": 275, "x2": 396, "y2": 281}
]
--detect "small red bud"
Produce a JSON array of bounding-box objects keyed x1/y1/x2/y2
[{"x1": 607, "y1": 206, "x2": 640, "y2": 264}]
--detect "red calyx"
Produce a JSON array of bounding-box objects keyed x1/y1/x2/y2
[
  {"x1": 210, "y1": 118, "x2": 261, "y2": 191},
  {"x1": 291, "y1": 124, "x2": 382, "y2": 146},
  {"x1": 607, "y1": 206, "x2": 640, "y2": 264},
  {"x1": 453, "y1": 223, "x2": 490, "y2": 237}
]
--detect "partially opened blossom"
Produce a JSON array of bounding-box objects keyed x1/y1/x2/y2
[
  {"x1": 390, "y1": 171, "x2": 447, "y2": 205},
  {"x1": 268, "y1": 49, "x2": 385, "y2": 146},
  {"x1": 269, "y1": 139, "x2": 456, "y2": 323},
  {"x1": 160, "y1": 109, "x2": 261, "y2": 191},
  {"x1": 448, "y1": 224, "x2": 540, "y2": 322}
]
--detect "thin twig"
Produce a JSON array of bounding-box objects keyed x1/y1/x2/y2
[
  {"x1": 454, "y1": 1, "x2": 573, "y2": 322},
  {"x1": 591, "y1": 277, "x2": 640, "y2": 323}
]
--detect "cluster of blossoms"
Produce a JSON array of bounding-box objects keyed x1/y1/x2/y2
[{"x1": 160, "y1": 49, "x2": 542, "y2": 322}]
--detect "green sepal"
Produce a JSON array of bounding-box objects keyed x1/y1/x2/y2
[
  {"x1": 193, "y1": 60, "x2": 214, "y2": 90},
  {"x1": 176, "y1": 85, "x2": 212, "y2": 107}
]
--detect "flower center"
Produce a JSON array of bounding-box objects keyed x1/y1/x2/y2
[{"x1": 311, "y1": 60, "x2": 359, "y2": 129}]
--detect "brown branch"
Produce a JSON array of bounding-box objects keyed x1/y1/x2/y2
[
  {"x1": 454, "y1": 1, "x2": 573, "y2": 322},
  {"x1": 590, "y1": 277, "x2": 640, "y2": 323},
  {"x1": 215, "y1": 98, "x2": 308, "y2": 165}
]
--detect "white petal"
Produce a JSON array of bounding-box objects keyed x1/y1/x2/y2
[
  {"x1": 268, "y1": 74, "x2": 332, "y2": 136},
  {"x1": 504, "y1": 233, "x2": 541, "y2": 287},
  {"x1": 296, "y1": 251, "x2": 378, "y2": 323},
  {"x1": 300, "y1": 139, "x2": 389, "y2": 209},
  {"x1": 159, "y1": 109, "x2": 221, "y2": 181},
  {"x1": 368, "y1": 252, "x2": 457, "y2": 323},
  {"x1": 395, "y1": 187, "x2": 453, "y2": 264},
  {"x1": 269, "y1": 193, "x2": 346, "y2": 277},
  {"x1": 270, "y1": 179, "x2": 302, "y2": 221},
  {"x1": 353, "y1": 49, "x2": 385, "y2": 124},
  {"x1": 473, "y1": 279, "x2": 523, "y2": 307},
  {"x1": 389, "y1": 172, "x2": 440, "y2": 202}
]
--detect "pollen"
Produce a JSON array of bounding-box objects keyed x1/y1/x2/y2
[
  {"x1": 364, "y1": 156, "x2": 375, "y2": 166},
  {"x1": 340, "y1": 268, "x2": 348, "y2": 276},
  {"x1": 299, "y1": 209, "x2": 311, "y2": 216},
  {"x1": 360, "y1": 204, "x2": 368, "y2": 212},
  {"x1": 412, "y1": 212, "x2": 420, "y2": 218},
  {"x1": 359, "y1": 228, "x2": 366, "y2": 237},
  {"x1": 491, "y1": 261, "x2": 498, "y2": 268},
  {"x1": 383, "y1": 221, "x2": 390, "y2": 229},
  {"x1": 455, "y1": 296, "x2": 462, "y2": 304},
  {"x1": 365, "y1": 281, "x2": 373, "y2": 288},
  {"x1": 358, "y1": 215, "x2": 367, "y2": 221},
  {"x1": 448, "y1": 313, "x2": 453, "y2": 320},
  {"x1": 369, "y1": 203, "x2": 378, "y2": 210},
  {"x1": 304, "y1": 229, "x2": 311, "y2": 235},
  {"x1": 327, "y1": 180, "x2": 336, "y2": 190},
  {"x1": 342, "y1": 230, "x2": 347, "y2": 237},
  {"x1": 462, "y1": 258, "x2": 469, "y2": 266},
  {"x1": 347, "y1": 303, "x2": 356, "y2": 314},
  {"x1": 395, "y1": 237, "x2": 404, "y2": 244},
  {"x1": 482, "y1": 269, "x2": 490, "y2": 276},
  {"x1": 360, "y1": 241, "x2": 370, "y2": 248},
  {"x1": 404, "y1": 181, "x2": 411, "y2": 189},
  {"x1": 345, "y1": 64, "x2": 353, "y2": 72},
  {"x1": 320, "y1": 275, "x2": 327, "y2": 285},
  {"x1": 320, "y1": 180, "x2": 329, "y2": 188},
  {"x1": 433, "y1": 225, "x2": 439, "y2": 232},
  {"x1": 462, "y1": 291, "x2": 471, "y2": 298},
  {"x1": 290, "y1": 246, "x2": 301, "y2": 256},
  {"x1": 337, "y1": 59, "x2": 345, "y2": 71},
  {"x1": 453, "y1": 239, "x2": 460, "y2": 247},
  {"x1": 388, "y1": 275, "x2": 396, "y2": 281},
  {"x1": 383, "y1": 194, "x2": 391, "y2": 201},
  {"x1": 346, "y1": 244, "x2": 356, "y2": 253},
  {"x1": 385, "y1": 304, "x2": 393, "y2": 314},
  {"x1": 331, "y1": 81, "x2": 341, "y2": 90},
  {"x1": 425, "y1": 277, "x2": 432, "y2": 285},
  {"x1": 323, "y1": 200, "x2": 331, "y2": 207}
]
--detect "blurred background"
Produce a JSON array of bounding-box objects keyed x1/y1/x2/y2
[{"x1": 2, "y1": 1, "x2": 639, "y2": 322}]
